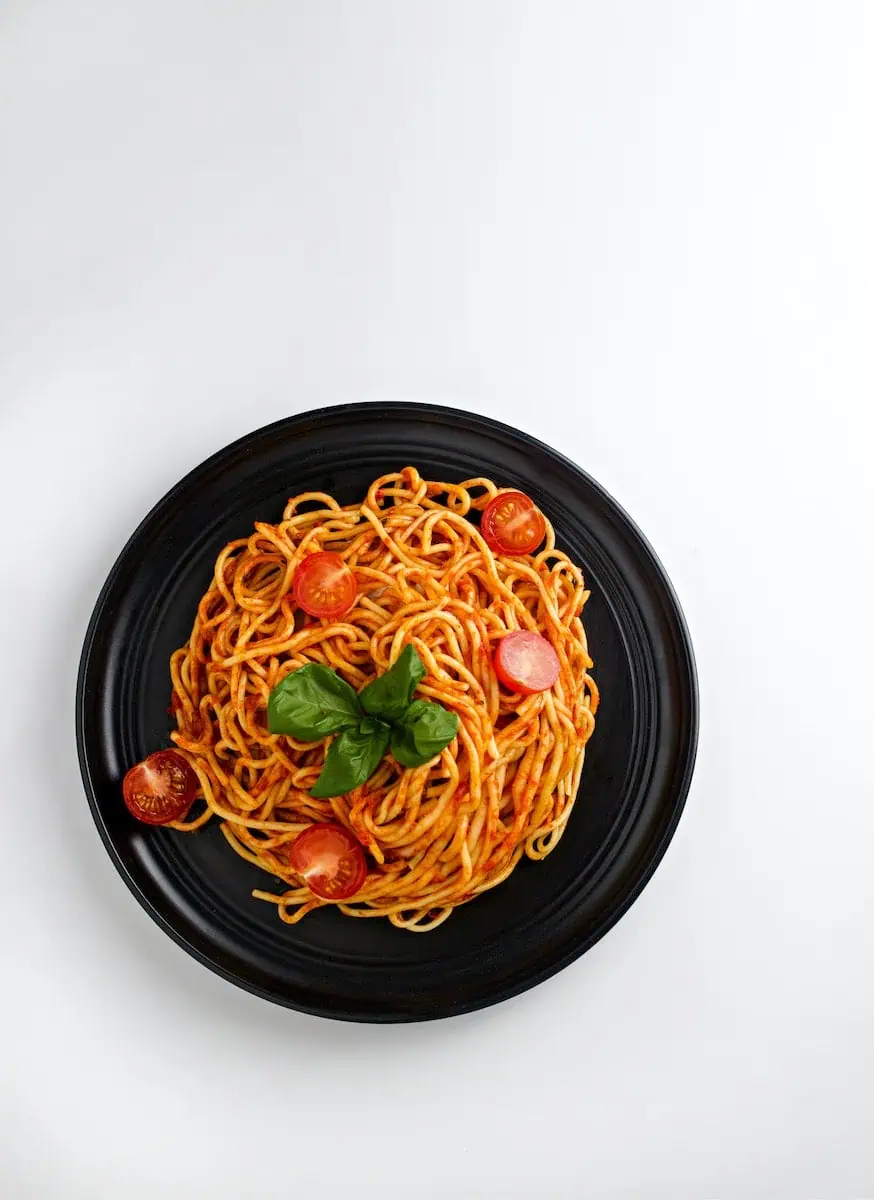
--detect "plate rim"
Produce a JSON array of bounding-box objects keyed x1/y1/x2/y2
[{"x1": 76, "y1": 402, "x2": 699, "y2": 1021}]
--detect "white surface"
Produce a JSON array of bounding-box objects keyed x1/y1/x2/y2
[{"x1": 2, "y1": 2, "x2": 872, "y2": 1197}]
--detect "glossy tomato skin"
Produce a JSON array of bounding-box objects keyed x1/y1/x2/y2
[
  {"x1": 122, "y1": 750, "x2": 197, "y2": 825},
  {"x1": 287, "y1": 822, "x2": 368, "y2": 900},
  {"x1": 480, "y1": 491, "x2": 546, "y2": 556},
  {"x1": 493, "y1": 631, "x2": 560, "y2": 695},
  {"x1": 293, "y1": 552, "x2": 357, "y2": 620}
]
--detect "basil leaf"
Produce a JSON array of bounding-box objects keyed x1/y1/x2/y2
[
  {"x1": 267, "y1": 664, "x2": 362, "y2": 740},
  {"x1": 309, "y1": 718, "x2": 392, "y2": 798},
  {"x1": 390, "y1": 700, "x2": 459, "y2": 768},
  {"x1": 359, "y1": 645, "x2": 427, "y2": 722}
]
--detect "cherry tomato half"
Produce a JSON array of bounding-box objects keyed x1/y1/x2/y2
[
  {"x1": 286, "y1": 823, "x2": 368, "y2": 900},
  {"x1": 480, "y1": 491, "x2": 546, "y2": 556},
  {"x1": 293, "y1": 552, "x2": 357, "y2": 620},
  {"x1": 122, "y1": 750, "x2": 197, "y2": 825},
  {"x1": 494, "y1": 631, "x2": 560, "y2": 695}
]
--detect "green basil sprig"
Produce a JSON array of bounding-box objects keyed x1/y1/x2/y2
[
  {"x1": 390, "y1": 699, "x2": 460, "y2": 769},
  {"x1": 267, "y1": 664, "x2": 361, "y2": 740},
  {"x1": 267, "y1": 646, "x2": 458, "y2": 797},
  {"x1": 359, "y1": 644, "x2": 426, "y2": 721},
  {"x1": 309, "y1": 717, "x2": 391, "y2": 798}
]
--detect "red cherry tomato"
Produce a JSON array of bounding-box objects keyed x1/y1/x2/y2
[
  {"x1": 293, "y1": 552, "x2": 357, "y2": 620},
  {"x1": 122, "y1": 750, "x2": 197, "y2": 825},
  {"x1": 286, "y1": 823, "x2": 368, "y2": 900},
  {"x1": 494, "y1": 631, "x2": 560, "y2": 695},
  {"x1": 480, "y1": 491, "x2": 546, "y2": 556}
]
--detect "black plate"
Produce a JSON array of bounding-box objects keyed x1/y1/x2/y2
[{"x1": 76, "y1": 404, "x2": 697, "y2": 1021}]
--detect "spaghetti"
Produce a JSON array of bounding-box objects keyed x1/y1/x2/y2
[{"x1": 168, "y1": 467, "x2": 598, "y2": 931}]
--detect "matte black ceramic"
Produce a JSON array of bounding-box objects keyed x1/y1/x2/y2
[{"x1": 76, "y1": 404, "x2": 698, "y2": 1021}]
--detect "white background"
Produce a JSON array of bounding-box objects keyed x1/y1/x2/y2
[{"x1": 2, "y1": 2, "x2": 873, "y2": 1197}]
